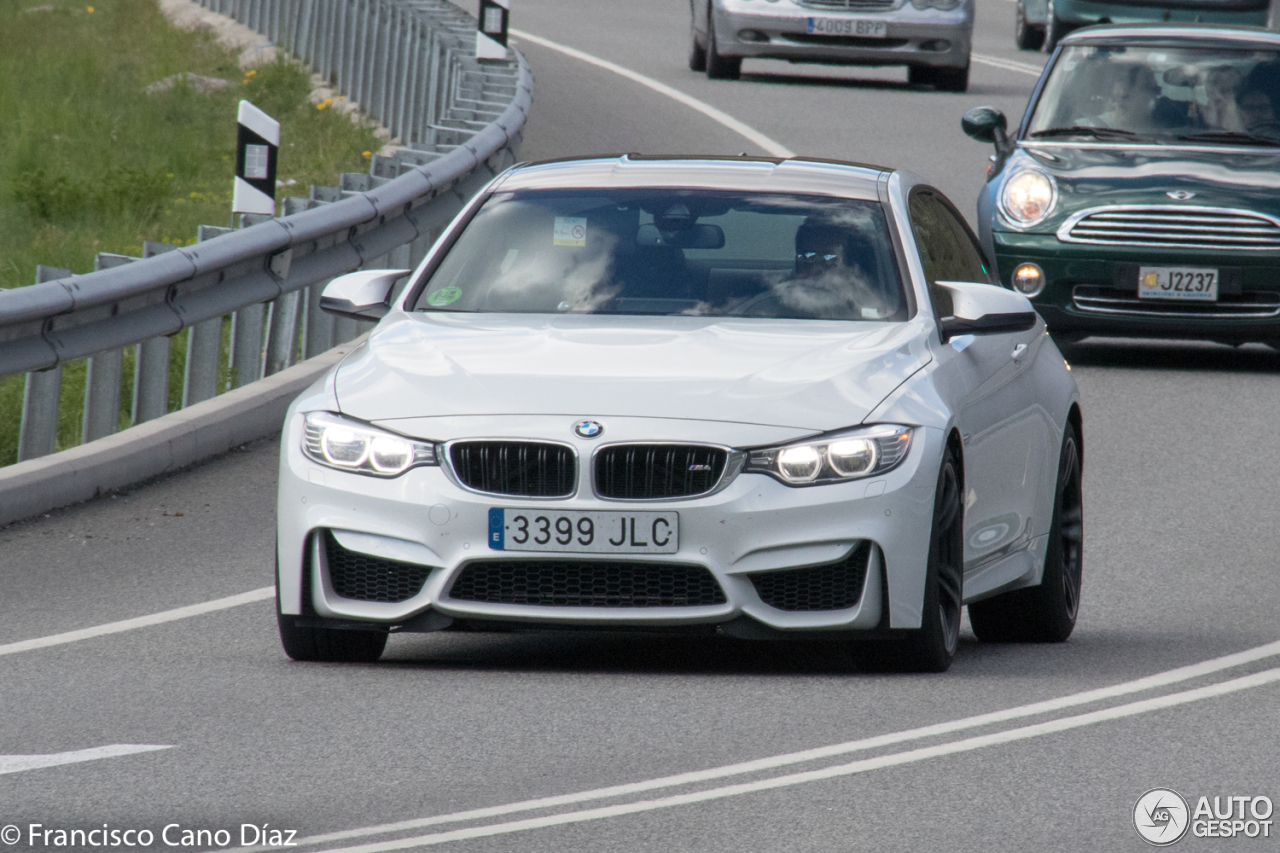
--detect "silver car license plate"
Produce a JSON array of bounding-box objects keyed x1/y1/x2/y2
[
  {"x1": 1137, "y1": 266, "x2": 1218, "y2": 301},
  {"x1": 488, "y1": 508, "x2": 679, "y2": 554},
  {"x1": 806, "y1": 17, "x2": 888, "y2": 38}
]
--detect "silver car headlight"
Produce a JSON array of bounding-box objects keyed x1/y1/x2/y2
[
  {"x1": 744, "y1": 425, "x2": 913, "y2": 486},
  {"x1": 999, "y1": 169, "x2": 1057, "y2": 228},
  {"x1": 303, "y1": 412, "x2": 437, "y2": 477}
]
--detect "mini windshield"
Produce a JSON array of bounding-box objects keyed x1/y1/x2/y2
[
  {"x1": 1026, "y1": 44, "x2": 1280, "y2": 144},
  {"x1": 412, "y1": 189, "x2": 907, "y2": 321}
]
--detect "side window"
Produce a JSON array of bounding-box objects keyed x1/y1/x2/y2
[{"x1": 909, "y1": 190, "x2": 991, "y2": 317}]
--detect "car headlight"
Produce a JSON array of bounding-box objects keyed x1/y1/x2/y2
[
  {"x1": 999, "y1": 169, "x2": 1057, "y2": 228},
  {"x1": 911, "y1": 0, "x2": 961, "y2": 10},
  {"x1": 303, "y1": 412, "x2": 437, "y2": 477},
  {"x1": 745, "y1": 425, "x2": 913, "y2": 486}
]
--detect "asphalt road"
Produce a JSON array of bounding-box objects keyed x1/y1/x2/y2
[{"x1": 3, "y1": 3, "x2": 1280, "y2": 851}]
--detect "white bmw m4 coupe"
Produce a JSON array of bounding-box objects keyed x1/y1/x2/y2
[{"x1": 276, "y1": 154, "x2": 1083, "y2": 672}]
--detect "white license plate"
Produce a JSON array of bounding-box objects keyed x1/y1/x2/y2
[
  {"x1": 1138, "y1": 266, "x2": 1218, "y2": 301},
  {"x1": 806, "y1": 17, "x2": 888, "y2": 38},
  {"x1": 488, "y1": 508, "x2": 679, "y2": 554}
]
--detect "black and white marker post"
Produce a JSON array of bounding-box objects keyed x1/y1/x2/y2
[
  {"x1": 476, "y1": 0, "x2": 510, "y2": 60},
  {"x1": 232, "y1": 100, "x2": 280, "y2": 219}
]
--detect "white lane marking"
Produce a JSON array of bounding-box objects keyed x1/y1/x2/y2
[
  {"x1": 238, "y1": 639, "x2": 1280, "y2": 852},
  {"x1": 0, "y1": 744, "x2": 173, "y2": 776},
  {"x1": 313, "y1": 667, "x2": 1280, "y2": 852},
  {"x1": 509, "y1": 28, "x2": 796, "y2": 157},
  {"x1": 972, "y1": 52, "x2": 1044, "y2": 77},
  {"x1": 0, "y1": 587, "x2": 274, "y2": 657}
]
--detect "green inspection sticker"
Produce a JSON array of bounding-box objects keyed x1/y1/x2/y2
[{"x1": 426, "y1": 286, "x2": 463, "y2": 307}]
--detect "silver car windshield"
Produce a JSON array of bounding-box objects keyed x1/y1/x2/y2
[
  {"x1": 1026, "y1": 44, "x2": 1280, "y2": 145},
  {"x1": 412, "y1": 189, "x2": 907, "y2": 321}
]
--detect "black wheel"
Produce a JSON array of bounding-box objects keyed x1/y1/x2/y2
[
  {"x1": 1015, "y1": 0, "x2": 1046, "y2": 50},
  {"x1": 1043, "y1": 0, "x2": 1068, "y2": 52},
  {"x1": 705, "y1": 7, "x2": 741, "y2": 80},
  {"x1": 908, "y1": 63, "x2": 969, "y2": 92},
  {"x1": 689, "y1": 20, "x2": 707, "y2": 71},
  {"x1": 276, "y1": 564, "x2": 388, "y2": 662},
  {"x1": 858, "y1": 447, "x2": 963, "y2": 673},
  {"x1": 969, "y1": 421, "x2": 1083, "y2": 643}
]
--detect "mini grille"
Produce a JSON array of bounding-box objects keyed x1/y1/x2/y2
[
  {"x1": 797, "y1": 0, "x2": 895, "y2": 9},
  {"x1": 325, "y1": 532, "x2": 432, "y2": 603},
  {"x1": 595, "y1": 445, "x2": 729, "y2": 500},
  {"x1": 450, "y1": 442, "x2": 576, "y2": 497},
  {"x1": 749, "y1": 542, "x2": 871, "y2": 611},
  {"x1": 1059, "y1": 206, "x2": 1280, "y2": 251},
  {"x1": 449, "y1": 560, "x2": 727, "y2": 607},
  {"x1": 1071, "y1": 285, "x2": 1280, "y2": 319}
]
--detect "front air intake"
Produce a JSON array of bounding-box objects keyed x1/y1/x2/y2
[
  {"x1": 324, "y1": 531, "x2": 432, "y2": 603},
  {"x1": 449, "y1": 560, "x2": 727, "y2": 607},
  {"x1": 749, "y1": 541, "x2": 872, "y2": 611}
]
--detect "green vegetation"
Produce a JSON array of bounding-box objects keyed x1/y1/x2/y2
[{"x1": 0, "y1": 0, "x2": 381, "y2": 465}]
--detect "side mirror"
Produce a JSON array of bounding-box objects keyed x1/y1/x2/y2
[
  {"x1": 319, "y1": 269, "x2": 410, "y2": 320},
  {"x1": 961, "y1": 106, "x2": 1008, "y2": 145},
  {"x1": 935, "y1": 280, "x2": 1037, "y2": 343}
]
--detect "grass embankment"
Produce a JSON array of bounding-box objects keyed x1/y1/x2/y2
[{"x1": 0, "y1": 0, "x2": 381, "y2": 465}]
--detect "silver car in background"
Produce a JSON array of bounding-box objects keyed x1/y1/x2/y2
[{"x1": 689, "y1": 0, "x2": 974, "y2": 91}]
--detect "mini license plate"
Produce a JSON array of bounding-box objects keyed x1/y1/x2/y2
[
  {"x1": 488, "y1": 508, "x2": 679, "y2": 554},
  {"x1": 1138, "y1": 266, "x2": 1218, "y2": 301},
  {"x1": 806, "y1": 17, "x2": 888, "y2": 38}
]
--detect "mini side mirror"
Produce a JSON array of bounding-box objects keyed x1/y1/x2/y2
[
  {"x1": 961, "y1": 106, "x2": 1008, "y2": 145},
  {"x1": 935, "y1": 280, "x2": 1038, "y2": 343},
  {"x1": 319, "y1": 269, "x2": 410, "y2": 321}
]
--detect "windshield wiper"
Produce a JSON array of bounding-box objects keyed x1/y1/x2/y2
[
  {"x1": 1176, "y1": 130, "x2": 1280, "y2": 147},
  {"x1": 1028, "y1": 126, "x2": 1143, "y2": 140}
]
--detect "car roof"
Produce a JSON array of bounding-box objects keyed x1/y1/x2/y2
[
  {"x1": 1060, "y1": 23, "x2": 1280, "y2": 49},
  {"x1": 492, "y1": 154, "x2": 890, "y2": 201}
]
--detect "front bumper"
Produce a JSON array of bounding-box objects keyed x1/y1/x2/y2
[
  {"x1": 1052, "y1": 0, "x2": 1266, "y2": 26},
  {"x1": 993, "y1": 231, "x2": 1280, "y2": 343},
  {"x1": 277, "y1": 413, "x2": 946, "y2": 633},
  {"x1": 713, "y1": 4, "x2": 971, "y2": 69}
]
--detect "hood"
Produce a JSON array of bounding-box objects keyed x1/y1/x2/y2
[
  {"x1": 333, "y1": 312, "x2": 931, "y2": 432},
  {"x1": 1003, "y1": 144, "x2": 1280, "y2": 222}
]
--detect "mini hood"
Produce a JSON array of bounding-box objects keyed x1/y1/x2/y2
[
  {"x1": 333, "y1": 312, "x2": 931, "y2": 432},
  {"x1": 1006, "y1": 144, "x2": 1280, "y2": 218}
]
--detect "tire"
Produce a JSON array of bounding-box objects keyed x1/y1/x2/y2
[
  {"x1": 689, "y1": 21, "x2": 707, "y2": 71},
  {"x1": 1015, "y1": 0, "x2": 1046, "y2": 50},
  {"x1": 908, "y1": 63, "x2": 969, "y2": 93},
  {"x1": 969, "y1": 421, "x2": 1083, "y2": 643},
  {"x1": 705, "y1": 8, "x2": 741, "y2": 80},
  {"x1": 276, "y1": 564, "x2": 388, "y2": 663},
  {"x1": 857, "y1": 446, "x2": 963, "y2": 673},
  {"x1": 1043, "y1": 0, "x2": 1068, "y2": 52}
]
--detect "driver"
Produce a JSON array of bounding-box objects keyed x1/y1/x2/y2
[
  {"x1": 788, "y1": 220, "x2": 893, "y2": 319},
  {"x1": 1083, "y1": 64, "x2": 1162, "y2": 130}
]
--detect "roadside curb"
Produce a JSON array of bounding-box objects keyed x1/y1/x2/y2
[{"x1": 0, "y1": 340, "x2": 359, "y2": 528}]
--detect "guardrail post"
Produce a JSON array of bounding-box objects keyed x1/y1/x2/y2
[
  {"x1": 16, "y1": 265, "x2": 73, "y2": 462},
  {"x1": 229, "y1": 304, "x2": 266, "y2": 388},
  {"x1": 131, "y1": 242, "x2": 178, "y2": 425},
  {"x1": 82, "y1": 253, "x2": 134, "y2": 443},
  {"x1": 264, "y1": 289, "x2": 302, "y2": 376}
]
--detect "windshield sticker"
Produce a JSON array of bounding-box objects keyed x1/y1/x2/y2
[
  {"x1": 553, "y1": 216, "x2": 587, "y2": 246},
  {"x1": 426, "y1": 286, "x2": 463, "y2": 307}
]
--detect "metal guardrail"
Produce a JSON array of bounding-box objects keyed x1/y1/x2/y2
[{"x1": 1, "y1": 0, "x2": 531, "y2": 464}]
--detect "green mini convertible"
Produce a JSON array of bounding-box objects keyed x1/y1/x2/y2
[{"x1": 965, "y1": 25, "x2": 1280, "y2": 348}]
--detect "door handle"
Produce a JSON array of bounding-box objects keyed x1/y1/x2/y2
[{"x1": 1011, "y1": 343, "x2": 1028, "y2": 360}]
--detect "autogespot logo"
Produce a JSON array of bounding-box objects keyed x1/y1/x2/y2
[
  {"x1": 1135, "y1": 788, "x2": 1191, "y2": 846},
  {"x1": 573, "y1": 420, "x2": 604, "y2": 439}
]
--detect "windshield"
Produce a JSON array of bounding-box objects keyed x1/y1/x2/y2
[
  {"x1": 1026, "y1": 44, "x2": 1280, "y2": 144},
  {"x1": 411, "y1": 189, "x2": 907, "y2": 321}
]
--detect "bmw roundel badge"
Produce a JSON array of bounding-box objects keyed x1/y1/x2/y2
[{"x1": 573, "y1": 420, "x2": 604, "y2": 439}]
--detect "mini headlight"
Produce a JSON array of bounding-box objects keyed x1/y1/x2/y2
[
  {"x1": 1000, "y1": 169, "x2": 1057, "y2": 227},
  {"x1": 304, "y1": 412, "x2": 436, "y2": 478},
  {"x1": 746, "y1": 425, "x2": 913, "y2": 487}
]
